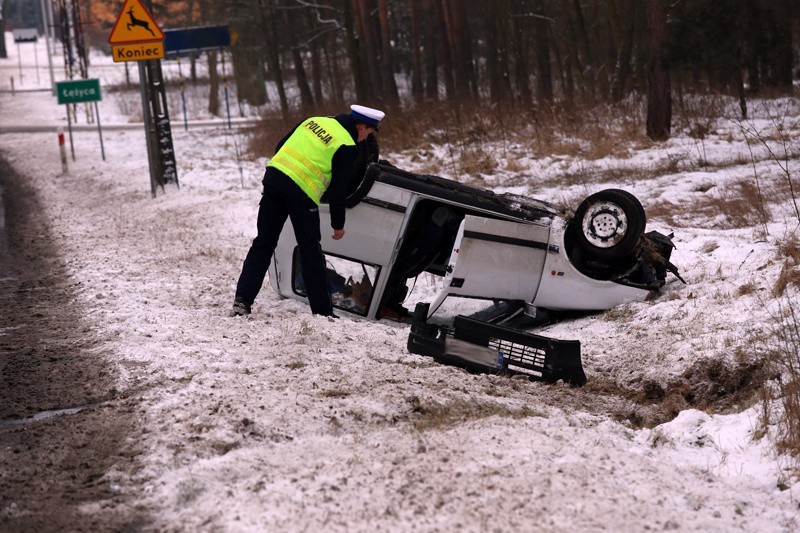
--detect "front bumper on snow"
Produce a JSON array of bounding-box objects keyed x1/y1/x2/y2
[{"x1": 406, "y1": 303, "x2": 587, "y2": 387}]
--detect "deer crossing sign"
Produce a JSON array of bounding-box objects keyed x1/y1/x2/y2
[
  {"x1": 109, "y1": 0, "x2": 164, "y2": 45},
  {"x1": 109, "y1": 0, "x2": 165, "y2": 63}
]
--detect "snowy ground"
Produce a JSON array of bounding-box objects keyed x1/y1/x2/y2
[{"x1": 2, "y1": 32, "x2": 800, "y2": 531}]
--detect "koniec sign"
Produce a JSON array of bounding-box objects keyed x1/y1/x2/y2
[{"x1": 108, "y1": 0, "x2": 165, "y2": 62}]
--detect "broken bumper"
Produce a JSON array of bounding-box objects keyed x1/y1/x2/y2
[{"x1": 407, "y1": 303, "x2": 587, "y2": 386}]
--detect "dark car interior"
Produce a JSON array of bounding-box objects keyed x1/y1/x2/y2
[{"x1": 378, "y1": 201, "x2": 464, "y2": 318}]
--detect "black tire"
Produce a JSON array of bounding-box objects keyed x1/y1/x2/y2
[
  {"x1": 344, "y1": 133, "x2": 380, "y2": 208},
  {"x1": 572, "y1": 189, "x2": 646, "y2": 260},
  {"x1": 344, "y1": 163, "x2": 378, "y2": 208}
]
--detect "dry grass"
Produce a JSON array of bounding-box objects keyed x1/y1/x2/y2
[
  {"x1": 646, "y1": 178, "x2": 771, "y2": 229},
  {"x1": 321, "y1": 389, "x2": 350, "y2": 399},
  {"x1": 406, "y1": 395, "x2": 545, "y2": 432},
  {"x1": 773, "y1": 233, "x2": 800, "y2": 297},
  {"x1": 457, "y1": 147, "x2": 497, "y2": 178},
  {"x1": 773, "y1": 264, "x2": 800, "y2": 297},
  {"x1": 589, "y1": 347, "x2": 773, "y2": 429},
  {"x1": 775, "y1": 379, "x2": 800, "y2": 459},
  {"x1": 243, "y1": 112, "x2": 303, "y2": 160},
  {"x1": 737, "y1": 282, "x2": 757, "y2": 296},
  {"x1": 701, "y1": 180, "x2": 770, "y2": 228},
  {"x1": 241, "y1": 97, "x2": 793, "y2": 227},
  {"x1": 756, "y1": 296, "x2": 800, "y2": 470},
  {"x1": 603, "y1": 305, "x2": 636, "y2": 322},
  {"x1": 244, "y1": 98, "x2": 650, "y2": 175},
  {"x1": 776, "y1": 233, "x2": 800, "y2": 262}
]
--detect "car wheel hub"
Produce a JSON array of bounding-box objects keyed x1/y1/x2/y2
[{"x1": 581, "y1": 202, "x2": 627, "y2": 248}]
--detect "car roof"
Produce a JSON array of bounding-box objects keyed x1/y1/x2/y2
[{"x1": 367, "y1": 163, "x2": 557, "y2": 223}]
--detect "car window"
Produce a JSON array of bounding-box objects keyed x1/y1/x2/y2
[
  {"x1": 428, "y1": 295, "x2": 519, "y2": 326},
  {"x1": 291, "y1": 249, "x2": 380, "y2": 316}
]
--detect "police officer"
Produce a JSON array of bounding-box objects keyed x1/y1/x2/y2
[{"x1": 232, "y1": 104, "x2": 385, "y2": 317}]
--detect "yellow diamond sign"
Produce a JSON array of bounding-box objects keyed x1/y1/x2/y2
[{"x1": 108, "y1": 0, "x2": 164, "y2": 45}]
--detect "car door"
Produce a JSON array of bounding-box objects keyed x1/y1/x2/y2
[
  {"x1": 427, "y1": 214, "x2": 552, "y2": 316},
  {"x1": 271, "y1": 181, "x2": 413, "y2": 319}
]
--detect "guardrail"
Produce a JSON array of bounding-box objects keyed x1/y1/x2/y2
[
  {"x1": 0, "y1": 117, "x2": 262, "y2": 134},
  {"x1": 0, "y1": 88, "x2": 52, "y2": 94}
]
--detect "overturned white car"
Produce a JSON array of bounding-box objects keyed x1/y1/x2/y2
[{"x1": 269, "y1": 162, "x2": 681, "y2": 385}]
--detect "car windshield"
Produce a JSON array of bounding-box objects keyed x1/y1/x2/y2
[{"x1": 428, "y1": 295, "x2": 524, "y2": 327}]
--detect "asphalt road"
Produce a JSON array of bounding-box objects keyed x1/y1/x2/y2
[{"x1": 0, "y1": 153, "x2": 150, "y2": 531}]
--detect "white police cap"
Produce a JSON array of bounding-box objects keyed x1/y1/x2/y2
[{"x1": 350, "y1": 104, "x2": 385, "y2": 130}]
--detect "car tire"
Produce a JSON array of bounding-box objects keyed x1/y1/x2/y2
[
  {"x1": 345, "y1": 164, "x2": 378, "y2": 208},
  {"x1": 572, "y1": 189, "x2": 646, "y2": 260},
  {"x1": 344, "y1": 134, "x2": 380, "y2": 208}
]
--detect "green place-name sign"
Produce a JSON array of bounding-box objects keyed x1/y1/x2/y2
[{"x1": 56, "y1": 79, "x2": 102, "y2": 105}]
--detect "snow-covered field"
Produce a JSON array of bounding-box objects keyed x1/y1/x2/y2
[{"x1": 2, "y1": 32, "x2": 799, "y2": 531}]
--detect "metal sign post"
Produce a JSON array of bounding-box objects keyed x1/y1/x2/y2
[
  {"x1": 137, "y1": 61, "x2": 158, "y2": 197},
  {"x1": 55, "y1": 78, "x2": 104, "y2": 161},
  {"x1": 108, "y1": 0, "x2": 177, "y2": 197},
  {"x1": 138, "y1": 59, "x2": 178, "y2": 196},
  {"x1": 177, "y1": 57, "x2": 188, "y2": 131},
  {"x1": 12, "y1": 29, "x2": 38, "y2": 86},
  {"x1": 94, "y1": 101, "x2": 106, "y2": 161},
  {"x1": 39, "y1": 0, "x2": 56, "y2": 95}
]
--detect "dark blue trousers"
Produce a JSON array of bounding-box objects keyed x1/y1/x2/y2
[{"x1": 235, "y1": 182, "x2": 333, "y2": 316}]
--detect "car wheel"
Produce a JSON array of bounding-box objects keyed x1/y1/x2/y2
[
  {"x1": 572, "y1": 189, "x2": 646, "y2": 260},
  {"x1": 344, "y1": 135, "x2": 380, "y2": 208},
  {"x1": 344, "y1": 164, "x2": 378, "y2": 208}
]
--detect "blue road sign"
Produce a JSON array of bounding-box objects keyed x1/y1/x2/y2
[{"x1": 164, "y1": 25, "x2": 231, "y2": 56}]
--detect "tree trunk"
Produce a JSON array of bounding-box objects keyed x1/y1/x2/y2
[
  {"x1": 342, "y1": 0, "x2": 368, "y2": 102},
  {"x1": 323, "y1": 31, "x2": 344, "y2": 106},
  {"x1": 207, "y1": 50, "x2": 220, "y2": 116},
  {"x1": 353, "y1": 0, "x2": 382, "y2": 102},
  {"x1": 561, "y1": 7, "x2": 582, "y2": 104},
  {"x1": 444, "y1": 0, "x2": 475, "y2": 100},
  {"x1": 293, "y1": 44, "x2": 315, "y2": 108},
  {"x1": 283, "y1": 10, "x2": 314, "y2": 108},
  {"x1": 510, "y1": 0, "x2": 531, "y2": 106},
  {"x1": 377, "y1": 0, "x2": 399, "y2": 105},
  {"x1": 485, "y1": 3, "x2": 502, "y2": 104},
  {"x1": 308, "y1": 11, "x2": 323, "y2": 104},
  {"x1": 0, "y1": 0, "x2": 8, "y2": 59},
  {"x1": 609, "y1": 0, "x2": 636, "y2": 102},
  {"x1": 631, "y1": 0, "x2": 647, "y2": 93},
  {"x1": 433, "y1": 0, "x2": 455, "y2": 99},
  {"x1": 410, "y1": 0, "x2": 424, "y2": 104},
  {"x1": 198, "y1": 0, "x2": 221, "y2": 112},
  {"x1": 223, "y1": 0, "x2": 267, "y2": 108},
  {"x1": 645, "y1": 0, "x2": 671, "y2": 141},
  {"x1": 533, "y1": 1, "x2": 553, "y2": 103},
  {"x1": 744, "y1": 0, "x2": 763, "y2": 94},
  {"x1": 489, "y1": 0, "x2": 512, "y2": 103},
  {"x1": 423, "y1": 0, "x2": 439, "y2": 100},
  {"x1": 764, "y1": 0, "x2": 793, "y2": 89},
  {"x1": 572, "y1": 0, "x2": 596, "y2": 104},
  {"x1": 258, "y1": 0, "x2": 288, "y2": 116}
]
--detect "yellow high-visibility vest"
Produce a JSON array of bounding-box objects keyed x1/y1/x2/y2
[{"x1": 267, "y1": 117, "x2": 355, "y2": 204}]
